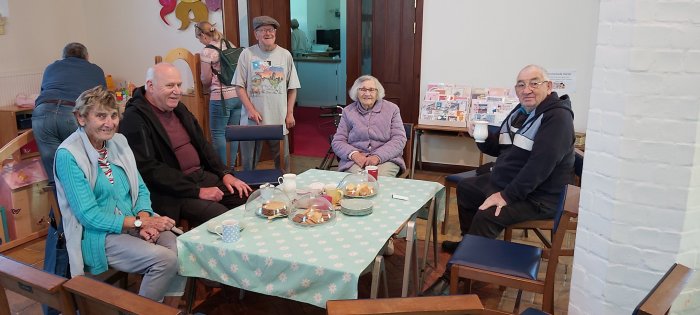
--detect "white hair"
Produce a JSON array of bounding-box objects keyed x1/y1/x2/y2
[{"x1": 348, "y1": 75, "x2": 385, "y2": 102}]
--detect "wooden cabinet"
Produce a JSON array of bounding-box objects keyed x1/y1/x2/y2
[{"x1": 0, "y1": 105, "x2": 39, "y2": 163}]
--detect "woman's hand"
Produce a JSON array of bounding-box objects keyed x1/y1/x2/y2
[
  {"x1": 352, "y1": 153, "x2": 368, "y2": 168},
  {"x1": 365, "y1": 155, "x2": 380, "y2": 166},
  {"x1": 140, "y1": 215, "x2": 175, "y2": 232},
  {"x1": 139, "y1": 227, "x2": 160, "y2": 243}
]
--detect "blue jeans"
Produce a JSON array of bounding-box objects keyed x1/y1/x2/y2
[
  {"x1": 209, "y1": 97, "x2": 242, "y2": 168},
  {"x1": 31, "y1": 103, "x2": 79, "y2": 183}
]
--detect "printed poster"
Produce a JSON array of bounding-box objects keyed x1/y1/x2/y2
[{"x1": 548, "y1": 69, "x2": 576, "y2": 96}]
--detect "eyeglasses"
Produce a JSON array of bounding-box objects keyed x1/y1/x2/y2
[
  {"x1": 515, "y1": 81, "x2": 549, "y2": 91},
  {"x1": 359, "y1": 87, "x2": 378, "y2": 93},
  {"x1": 256, "y1": 28, "x2": 277, "y2": 34}
]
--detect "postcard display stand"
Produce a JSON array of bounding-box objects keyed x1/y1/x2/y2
[{"x1": 419, "y1": 84, "x2": 519, "y2": 128}]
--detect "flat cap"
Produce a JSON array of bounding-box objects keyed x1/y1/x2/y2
[{"x1": 253, "y1": 16, "x2": 280, "y2": 30}]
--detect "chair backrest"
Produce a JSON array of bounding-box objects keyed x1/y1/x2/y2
[
  {"x1": 326, "y1": 294, "x2": 484, "y2": 315},
  {"x1": 63, "y1": 276, "x2": 181, "y2": 315},
  {"x1": 633, "y1": 263, "x2": 694, "y2": 315},
  {"x1": 226, "y1": 124, "x2": 286, "y2": 171},
  {"x1": 0, "y1": 255, "x2": 75, "y2": 315},
  {"x1": 543, "y1": 184, "x2": 579, "y2": 296},
  {"x1": 402, "y1": 123, "x2": 414, "y2": 175},
  {"x1": 155, "y1": 48, "x2": 208, "y2": 139}
]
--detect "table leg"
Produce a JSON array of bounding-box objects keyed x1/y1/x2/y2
[
  {"x1": 371, "y1": 255, "x2": 384, "y2": 299},
  {"x1": 402, "y1": 220, "x2": 416, "y2": 297}
]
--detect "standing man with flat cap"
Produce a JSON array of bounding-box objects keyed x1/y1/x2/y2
[{"x1": 234, "y1": 15, "x2": 300, "y2": 171}]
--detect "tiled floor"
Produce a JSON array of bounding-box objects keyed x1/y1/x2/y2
[{"x1": 1, "y1": 155, "x2": 573, "y2": 314}]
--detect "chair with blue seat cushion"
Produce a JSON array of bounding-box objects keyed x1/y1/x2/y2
[
  {"x1": 225, "y1": 124, "x2": 286, "y2": 188},
  {"x1": 503, "y1": 148, "x2": 584, "y2": 257},
  {"x1": 448, "y1": 184, "x2": 580, "y2": 314}
]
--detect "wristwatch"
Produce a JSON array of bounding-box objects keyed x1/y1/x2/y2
[{"x1": 134, "y1": 216, "x2": 143, "y2": 228}]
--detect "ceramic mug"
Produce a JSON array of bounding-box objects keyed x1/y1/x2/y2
[
  {"x1": 472, "y1": 121, "x2": 489, "y2": 143},
  {"x1": 277, "y1": 173, "x2": 297, "y2": 194},
  {"x1": 365, "y1": 165, "x2": 379, "y2": 180},
  {"x1": 214, "y1": 219, "x2": 240, "y2": 243}
]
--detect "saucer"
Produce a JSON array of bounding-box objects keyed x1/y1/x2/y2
[{"x1": 340, "y1": 199, "x2": 373, "y2": 216}]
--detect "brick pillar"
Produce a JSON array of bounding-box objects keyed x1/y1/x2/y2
[{"x1": 569, "y1": 0, "x2": 700, "y2": 314}]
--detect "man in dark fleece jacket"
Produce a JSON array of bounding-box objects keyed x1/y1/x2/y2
[
  {"x1": 443, "y1": 64, "x2": 575, "y2": 252},
  {"x1": 119, "y1": 63, "x2": 252, "y2": 227}
]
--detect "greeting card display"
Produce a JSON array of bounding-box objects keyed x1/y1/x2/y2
[{"x1": 419, "y1": 84, "x2": 470, "y2": 127}]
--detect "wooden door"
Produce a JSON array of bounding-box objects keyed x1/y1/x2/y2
[{"x1": 347, "y1": 0, "x2": 423, "y2": 124}]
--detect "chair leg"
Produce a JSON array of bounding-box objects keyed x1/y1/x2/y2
[
  {"x1": 185, "y1": 278, "x2": 196, "y2": 314},
  {"x1": 449, "y1": 268, "x2": 460, "y2": 294},
  {"x1": 402, "y1": 220, "x2": 416, "y2": 297},
  {"x1": 514, "y1": 289, "x2": 523, "y2": 314},
  {"x1": 381, "y1": 258, "x2": 389, "y2": 298},
  {"x1": 442, "y1": 185, "x2": 451, "y2": 235},
  {"x1": 370, "y1": 255, "x2": 383, "y2": 299},
  {"x1": 504, "y1": 226, "x2": 513, "y2": 242}
]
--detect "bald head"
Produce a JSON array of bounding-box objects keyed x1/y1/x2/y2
[
  {"x1": 145, "y1": 63, "x2": 183, "y2": 112},
  {"x1": 515, "y1": 64, "x2": 553, "y2": 112}
]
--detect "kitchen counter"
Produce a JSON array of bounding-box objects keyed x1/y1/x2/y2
[{"x1": 294, "y1": 55, "x2": 341, "y2": 63}]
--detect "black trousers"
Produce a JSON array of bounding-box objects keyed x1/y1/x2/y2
[
  {"x1": 456, "y1": 173, "x2": 555, "y2": 239},
  {"x1": 150, "y1": 169, "x2": 246, "y2": 228}
]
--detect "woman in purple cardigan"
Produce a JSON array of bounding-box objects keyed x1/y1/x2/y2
[{"x1": 332, "y1": 75, "x2": 407, "y2": 177}]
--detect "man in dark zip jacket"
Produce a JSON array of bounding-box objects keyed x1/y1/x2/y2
[
  {"x1": 443, "y1": 64, "x2": 575, "y2": 252},
  {"x1": 119, "y1": 63, "x2": 252, "y2": 228}
]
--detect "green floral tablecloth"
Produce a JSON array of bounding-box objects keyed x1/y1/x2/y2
[{"x1": 177, "y1": 169, "x2": 445, "y2": 307}]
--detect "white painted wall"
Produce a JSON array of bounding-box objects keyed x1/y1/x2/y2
[
  {"x1": 0, "y1": 0, "x2": 224, "y2": 94},
  {"x1": 0, "y1": 0, "x2": 87, "y2": 76},
  {"x1": 419, "y1": 0, "x2": 600, "y2": 166},
  {"x1": 80, "y1": 0, "x2": 224, "y2": 89}
]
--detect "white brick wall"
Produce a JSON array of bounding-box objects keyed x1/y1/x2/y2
[{"x1": 569, "y1": 0, "x2": 700, "y2": 314}]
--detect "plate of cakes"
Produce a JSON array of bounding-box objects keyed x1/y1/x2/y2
[
  {"x1": 256, "y1": 200, "x2": 289, "y2": 219},
  {"x1": 337, "y1": 171, "x2": 379, "y2": 198},
  {"x1": 289, "y1": 195, "x2": 335, "y2": 227}
]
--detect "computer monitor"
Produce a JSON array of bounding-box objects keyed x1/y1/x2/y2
[{"x1": 316, "y1": 29, "x2": 340, "y2": 50}]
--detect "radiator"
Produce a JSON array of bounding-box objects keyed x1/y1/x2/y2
[{"x1": 0, "y1": 72, "x2": 42, "y2": 107}]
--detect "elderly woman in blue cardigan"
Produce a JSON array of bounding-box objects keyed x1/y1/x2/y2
[
  {"x1": 332, "y1": 75, "x2": 407, "y2": 177},
  {"x1": 54, "y1": 86, "x2": 185, "y2": 306}
]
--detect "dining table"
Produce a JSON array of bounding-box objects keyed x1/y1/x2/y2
[{"x1": 176, "y1": 169, "x2": 445, "y2": 308}]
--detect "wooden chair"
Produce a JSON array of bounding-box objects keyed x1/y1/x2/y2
[
  {"x1": 326, "y1": 294, "x2": 484, "y2": 315},
  {"x1": 503, "y1": 148, "x2": 584, "y2": 257},
  {"x1": 633, "y1": 263, "x2": 694, "y2": 315},
  {"x1": 398, "y1": 123, "x2": 414, "y2": 179},
  {"x1": 225, "y1": 124, "x2": 286, "y2": 187},
  {"x1": 449, "y1": 185, "x2": 580, "y2": 314},
  {"x1": 155, "y1": 48, "x2": 209, "y2": 140},
  {"x1": 0, "y1": 255, "x2": 76, "y2": 315},
  {"x1": 63, "y1": 275, "x2": 181, "y2": 315}
]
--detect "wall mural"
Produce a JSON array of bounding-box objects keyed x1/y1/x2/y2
[{"x1": 159, "y1": 0, "x2": 221, "y2": 30}]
